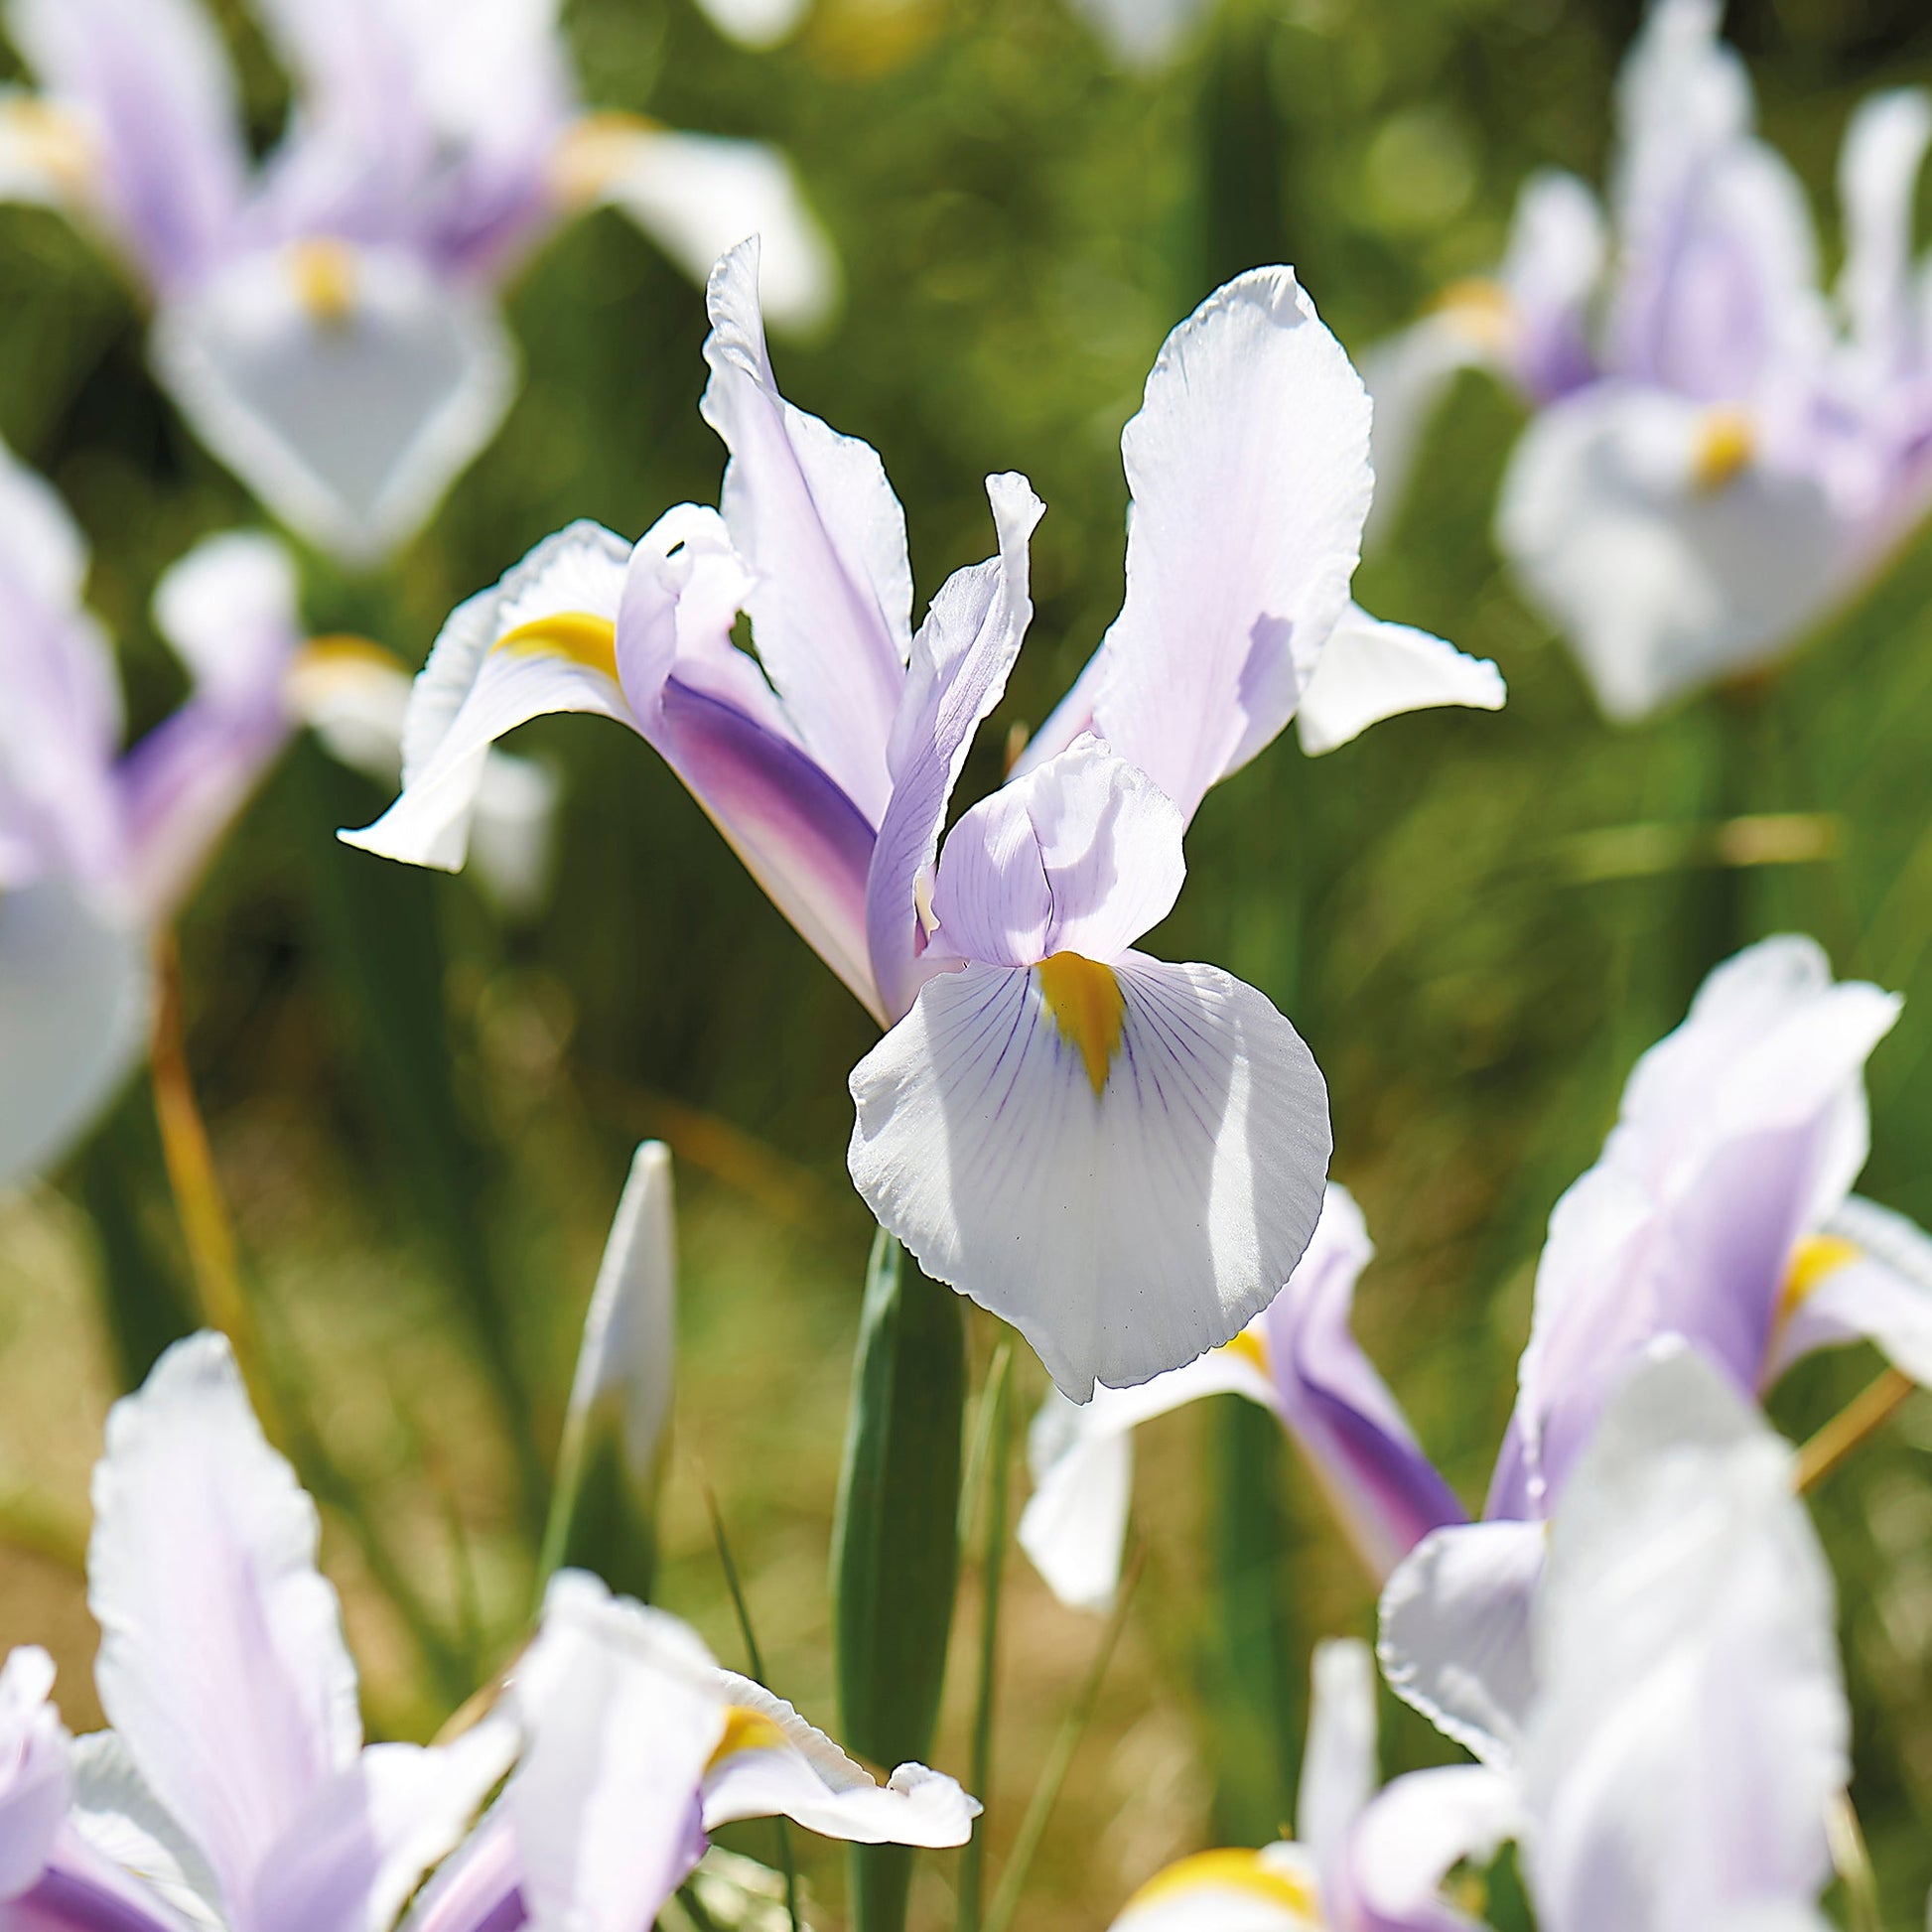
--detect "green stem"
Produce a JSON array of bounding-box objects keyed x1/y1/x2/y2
[
  {"x1": 957, "y1": 1342, "x2": 1014, "y2": 1932},
  {"x1": 982, "y1": 1546, "x2": 1143, "y2": 1932}
]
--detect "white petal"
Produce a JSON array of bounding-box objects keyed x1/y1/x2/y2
[
  {"x1": 1496, "y1": 383, "x2": 1847, "y2": 719},
  {"x1": 701, "y1": 239, "x2": 905, "y2": 822},
  {"x1": 1294, "y1": 604, "x2": 1504, "y2": 755},
  {"x1": 1523, "y1": 1341, "x2": 1847, "y2": 1932},
  {"x1": 1065, "y1": 0, "x2": 1208, "y2": 69},
  {"x1": 701, "y1": 1674, "x2": 977, "y2": 1847},
  {"x1": 0, "y1": 879, "x2": 151, "y2": 1190},
  {"x1": 1360, "y1": 315, "x2": 1489, "y2": 551},
  {"x1": 342, "y1": 520, "x2": 634, "y2": 874},
  {"x1": 1836, "y1": 88, "x2": 1932, "y2": 364},
  {"x1": 1377, "y1": 1519, "x2": 1545, "y2": 1772},
  {"x1": 468, "y1": 751, "x2": 558, "y2": 914},
  {"x1": 1327, "y1": 1764, "x2": 1519, "y2": 1932},
  {"x1": 1018, "y1": 1338, "x2": 1276, "y2": 1612},
  {"x1": 0, "y1": 430, "x2": 89, "y2": 611},
  {"x1": 69, "y1": 1730, "x2": 223, "y2": 1932},
  {"x1": 251, "y1": 1724, "x2": 519, "y2": 1932},
  {"x1": 556, "y1": 1142, "x2": 677, "y2": 1504},
  {"x1": 151, "y1": 532, "x2": 302, "y2": 702},
  {"x1": 89, "y1": 1333, "x2": 363, "y2": 1918},
  {"x1": 689, "y1": 0, "x2": 809, "y2": 49},
  {"x1": 1024, "y1": 268, "x2": 1372, "y2": 822},
  {"x1": 0, "y1": 1648, "x2": 69, "y2": 1902},
  {"x1": 151, "y1": 243, "x2": 516, "y2": 562},
  {"x1": 848, "y1": 952, "x2": 1329, "y2": 1401},
  {"x1": 1295, "y1": 1638, "x2": 1376, "y2": 1875},
  {"x1": 601, "y1": 132, "x2": 837, "y2": 335},
  {"x1": 508, "y1": 1572, "x2": 723, "y2": 1932}
]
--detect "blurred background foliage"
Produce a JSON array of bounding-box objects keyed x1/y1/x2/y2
[{"x1": 4, "y1": 0, "x2": 1932, "y2": 1925}]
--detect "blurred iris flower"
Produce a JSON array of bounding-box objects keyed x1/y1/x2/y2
[
  {"x1": 1104, "y1": 1636, "x2": 1513, "y2": 1932},
  {"x1": 1367, "y1": 0, "x2": 1932, "y2": 720},
  {"x1": 1022, "y1": 934, "x2": 1932, "y2": 1613},
  {"x1": 346, "y1": 238, "x2": 1504, "y2": 1401},
  {"x1": 0, "y1": 0, "x2": 835, "y2": 562},
  {"x1": 1108, "y1": 1345, "x2": 1849, "y2": 1932},
  {"x1": 0, "y1": 1331, "x2": 975, "y2": 1932},
  {"x1": 1370, "y1": 1343, "x2": 1850, "y2": 1932},
  {"x1": 0, "y1": 437, "x2": 550, "y2": 1190}
]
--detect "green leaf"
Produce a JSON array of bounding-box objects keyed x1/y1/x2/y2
[{"x1": 831, "y1": 1228, "x2": 968, "y2": 1932}]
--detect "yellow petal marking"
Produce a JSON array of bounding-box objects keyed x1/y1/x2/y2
[
  {"x1": 1, "y1": 97, "x2": 95, "y2": 193},
  {"x1": 1035, "y1": 951, "x2": 1125, "y2": 1098},
  {"x1": 706, "y1": 1705, "x2": 790, "y2": 1771},
  {"x1": 490, "y1": 611, "x2": 621, "y2": 685},
  {"x1": 1123, "y1": 1849, "x2": 1319, "y2": 1921},
  {"x1": 549, "y1": 109, "x2": 664, "y2": 207},
  {"x1": 1691, "y1": 405, "x2": 1754, "y2": 492},
  {"x1": 1779, "y1": 1233, "x2": 1862, "y2": 1320},
  {"x1": 288, "y1": 633, "x2": 406, "y2": 708},
  {"x1": 1430, "y1": 276, "x2": 1516, "y2": 354},
  {"x1": 1221, "y1": 1327, "x2": 1272, "y2": 1378},
  {"x1": 288, "y1": 237, "x2": 360, "y2": 327}
]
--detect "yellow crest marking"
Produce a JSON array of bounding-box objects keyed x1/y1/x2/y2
[
  {"x1": 706, "y1": 1705, "x2": 789, "y2": 1771},
  {"x1": 1220, "y1": 1327, "x2": 1273, "y2": 1378},
  {"x1": 1431, "y1": 276, "x2": 1515, "y2": 354},
  {"x1": 1124, "y1": 1849, "x2": 1318, "y2": 1920},
  {"x1": 1035, "y1": 952, "x2": 1125, "y2": 1098},
  {"x1": 288, "y1": 237, "x2": 359, "y2": 327},
  {"x1": 490, "y1": 610, "x2": 621, "y2": 684},
  {"x1": 298, "y1": 633, "x2": 405, "y2": 675},
  {"x1": 1, "y1": 97, "x2": 95, "y2": 193},
  {"x1": 1779, "y1": 1232, "x2": 1862, "y2": 1318},
  {"x1": 549, "y1": 110, "x2": 664, "y2": 206},
  {"x1": 1691, "y1": 406, "x2": 1754, "y2": 492}
]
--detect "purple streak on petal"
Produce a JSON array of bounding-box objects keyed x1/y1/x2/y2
[
  {"x1": 6, "y1": 1833, "x2": 181, "y2": 1932},
  {"x1": 1481, "y1": 1408, "x2": 1536, "y2": 1522},
  {"x1": 402, "y1": 1813, "x2": 525, "y2": 1932},
  {"x1": 864, "y1": 474, "x2": 1041, "y2": 1020},
  {"x1": 1262, "y1": 1188, "x2": 1465, "y2": 1581},
  {"x1": 1497, "y1": 171, "x2": 1605, "y2": 405}
]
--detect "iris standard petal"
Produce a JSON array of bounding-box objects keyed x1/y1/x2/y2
[
  {"x1": 699, "y1": 1675, "x2": 977, "y2": 1846},
  {"x1": 701, "y1": 238, "x2": 907, "y2": 822},
  {"x1": 931, "y1": 737, "x2": 1184, "y2": 974},
  {"x1": 1522, "y1": 1343, "x2": 1847, "y2": 1932},
  {"x1": 343, "y1": 521, "x2": 633, "y2": 875},
  {"x1": 579, "y1": 128, "x2": 836, "y2": 335},
  {"x1": 1021, "y1": 267, "x2": 1372, "y2": 823},
  {"x1": 1836, "y1": 88, "x2": 1932, "y2": 371},
  {"x1": 249, "y1": 1726, "x2": 518, "y2": 1932},
  {"x1": 1260, "y1": 1184, "x2": 1467, "y2": 1580},
  {"x1": 508, "y1": 1573, "x2": 724, "y2": 1932},
  {"x1": 1295, "y1": 1638, "x2": 1377, "y2": 1877},
  {"x1": 150, "y1": 242, "x2": 517, "y2": 562},
  {"x1": 617, "y1": 504, "x2": 882, "y2": 1019},
  {"x1": 6, "y1": 0, "x2": 246, "y2": 290},
  {"x1": 1017, "y1": 1342, "x2": 1276, "y2": 1613},
  {"x1": 0, "y1": 1650, "x2": 69, "y2": 1902},
  {"x1": 0, "y1": 878, "x2": 150, "y2": 1189},
  {"x1": 864, "y1": 472, "x2": 1040, "y2": 1018},
  {"x1": 1496, "y1": 383, "x2": 1846, "y2": 719},
  {"x1": 1325, "y1": 1764, "x2": 1520, "y2": 1932},
  {"x1": 1377, "y1": 1520, "x2": 1546, "y2": 1773},
  {"x1": 848, "y1": 950, "x2": 1329, "y2": 1400},
  {"x1": 88, "y1": 1334, "x2": 363, "y2": 1920},
  {"x1": 1293, "y1": 604, "x2": 1504, "y2": 756}
]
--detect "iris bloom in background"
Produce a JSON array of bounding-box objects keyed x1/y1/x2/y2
[
  {"x1": 0, "y1": 436, "x2": 549, "y2": 1191},
  {"x1": 1023, "y1": 935, "x2": 1932, "y2": 1624},
  {"x1": 1104, "y1": 1636, "x2": 1512, "y2": 1931},
  {"x1": 0, "y1": 1332, "x2": 975, "y2": 1932},
  {"x1": 1367, "y1": 0, "x2": 1932, "y2": 720},
  {"x1": 346, "y1": 237, "x2": 1503, "y2": 1400},
  {"x1": 0, "y1": 0, "x2": 835, "y2": 562}
]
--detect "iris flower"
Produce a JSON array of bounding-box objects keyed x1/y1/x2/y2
[
  {"x1": 0, "y1": 0, "x2": 835, "y2": 561},
  {"x1": 0, "y1": 1332, "x2": 975, "y2": 1932},
  {"x1": 1022, "y1": 935, "x2": 1932, "y2": 1628},
  {"x1": 0, "y1": 437, "x2": 546, "y2": 1189},
  {"x1": 1366, "y1": 0, "x2": 1932, "y2": 719},
  {"x1": 345, "y1": 238, "x2": 1503, "y2": 1399}
]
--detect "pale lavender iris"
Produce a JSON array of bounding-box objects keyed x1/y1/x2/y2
[
  {"x1": 346, "y1": 237, "x2": 1506, "y2": 1400},
  {"x1": 0, "y1": 0, "x2": 835, "y2": 561},
  {"x1": 0, "y1": 1333, "x2": 974, "y2": 1932},
  {"x1": 1366, "y1": 0, "x2": 1932, "y2": 719}
]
